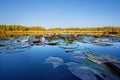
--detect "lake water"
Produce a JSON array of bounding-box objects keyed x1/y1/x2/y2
[{"x1": 0, "y1": 35, "x2": 120, "y2": 80}]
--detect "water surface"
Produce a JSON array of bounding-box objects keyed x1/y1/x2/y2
[{"x1": 0, "y1": 35, "x2": 120, "y2": 80}]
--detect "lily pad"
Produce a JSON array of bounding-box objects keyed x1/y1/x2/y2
[
  {"x1": 44, "y1": 56, "x2": 64, "y2": 68},
  {"x1": 59, "y1": 43, "x2": 79, "y2": 49}
]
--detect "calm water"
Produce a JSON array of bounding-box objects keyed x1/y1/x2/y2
[{"x1": 0, "y1": 35, "x2": 120, "y2": 80}]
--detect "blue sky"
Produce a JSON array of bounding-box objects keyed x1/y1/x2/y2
[{"x1": 0, "y1": 0, "x2": 120, "y2": 28}]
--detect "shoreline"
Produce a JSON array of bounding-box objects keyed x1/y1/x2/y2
[{"x1": 2, "y1": 31, "x2": 120, "y2": 36}]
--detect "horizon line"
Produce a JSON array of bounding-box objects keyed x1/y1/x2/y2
[{"x1": 0, "y1": 24, "x2": 120, "y2": 28}]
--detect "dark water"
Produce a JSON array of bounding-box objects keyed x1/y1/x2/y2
[
  {"x1": 0, "y1": 35, "x2": 120, "y2": 80},
  {"x1": 0, "y1": 45, "x2": 80, "y2": 80}
]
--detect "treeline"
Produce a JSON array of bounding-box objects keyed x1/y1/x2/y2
[
  {"x1": 0, "y1": 24, "x2": 120, "y2": 33},
  {"x1": 0, "y1": 25, "x2": 46, "y2": 31}
]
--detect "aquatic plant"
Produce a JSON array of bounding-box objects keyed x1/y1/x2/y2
[
  {"x1": 44, "y1": 56, "x2": 64, "y2": 68},
  {"x1": 70, "y1": 51, "x2": 120, "y2": 80},
  {"x1": 59, "y1": 43, "x2": 79, "y2": 49},
  {"x1": 0, "y1": 36, "x2": 33, "y2": 53},
  {"x1": 66, "y1": 62, "x2": 116, "y2": 80}
]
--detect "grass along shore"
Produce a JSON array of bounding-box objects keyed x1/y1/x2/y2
[{"x1": 1, "y1": 30, "x2": 120, "y2": 36}]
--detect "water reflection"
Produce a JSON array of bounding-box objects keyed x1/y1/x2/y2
[{"x1": 0, "y1": 34, "x2": 120, "y2": 80}]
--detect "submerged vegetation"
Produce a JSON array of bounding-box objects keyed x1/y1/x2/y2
[{"x1": 0, "y1": 24, "x2": 120, "y2": 36}]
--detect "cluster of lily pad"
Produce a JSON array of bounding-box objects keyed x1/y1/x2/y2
[
  {"x1": 17, "y1": 34, "x2": 120, "y2": 47},
  {"x1": 1, "y1": 34, "x2": 120, "y2": 54},
  {"x1": 0, "y1": 36, "x2": 33, "y2": 53},
  {"x1": 0, "y1": 34, "x2": 120, "y2": 79},
  {"x1": 44, "y1": 45, "x2": 120, "y2": 80}
]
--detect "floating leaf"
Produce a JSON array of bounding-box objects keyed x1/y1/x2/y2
[{"x1": 44, "y1": 56, "x2": 64, "y2": 68}]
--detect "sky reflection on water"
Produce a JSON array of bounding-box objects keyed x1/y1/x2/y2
[{"x1": 0, "y1": 35, "x2": 120, "y2": 80}]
